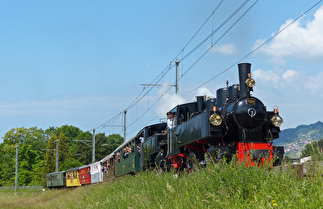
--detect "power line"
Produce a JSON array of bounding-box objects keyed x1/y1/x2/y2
[
  {"x1": 94, "y1": 2, "x2": 227, "y2": 130},
  {"x1": 123, "y1": 0, "x2": 229, "y2": 112},
  {"x1": 95, "y1": 111, "x2": 123, "y2": 131},
  {"x1": 93, "y1": 0, "x2": 321, "y2": 137},
  {"x1": 173, "y1": 0, "x2": 225, "y2": 60},
  {"x1": 124, "y1": 1, "x2": 259, "y2": 130},
  {"x1": 181, "y1": 0, "x2": 252, "y2": 62},
  {"x1": 185, "y1": 0, "x2": 323, "y2": 95}
]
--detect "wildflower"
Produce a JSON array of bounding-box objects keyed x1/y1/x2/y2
[{"x1": 239, "y1": 176, "x2": 242, "y2": 184}]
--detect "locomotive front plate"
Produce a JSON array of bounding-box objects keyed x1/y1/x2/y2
[{"x1": 247, "y1": 98, "x2": 256, "y2": 105}]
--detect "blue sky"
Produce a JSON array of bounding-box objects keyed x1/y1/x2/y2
[{"x1": 1, "y1": 0, "x2": 323, "y2": 142}]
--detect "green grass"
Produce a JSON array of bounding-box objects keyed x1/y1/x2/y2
[{"x1": 1, "y1": 159, "x2": 322, "y2": 209}]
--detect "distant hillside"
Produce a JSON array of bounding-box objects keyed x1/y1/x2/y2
[{"x1": 274, "y1": 121, "x2": 323, "y2": 158}]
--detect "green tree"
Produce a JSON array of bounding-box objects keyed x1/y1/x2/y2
[
  {"x1": 18, "y1": 144, "x2": 43, "y2": 185},
  {"x1": 0, "y1": 127, "x2": 47, "y2": 186},
  {"x1": 72, "y1": 131, "x2": 93, "y2": 165},
  {"x1": 301, "y1": 139, "x2": 323, "y2": 160},
  {"x1": 58, "y1": 133, "x2": 71, "y2": 170},
  {"x1": 95, "y1": 133, "x2": 109, "y2": 161},
  {"x1": 46, "y1": 125, "x2": 89, "y2": 166},
  {"x1": 46, "y1": 125, "x2": 81, "y2": 144},
  {"x1": 0, "y1": 143, "x2": 15, "y2": 186},
  {"x1": 43, "y1": 135, "x2": 57, "y2": 175},
  {"x1": 59, "y1": 158, "x2": 82, "y2": 171},
  {"x1": 96, "y1": 133, "x2": 123, "y2": 162},
  {"x1": 72, "y1": 132, "x2": 123, "y2": 165},
  {"x1": 106, "y1": 134, "x2": 123, "y2": 153},
  {"x1": 3, "y1": 127, "x2": 47, "y2": 149}
]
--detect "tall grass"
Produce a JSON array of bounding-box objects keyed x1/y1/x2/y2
[{"x1": 1, "y1": 155, "x2": 322, "y2": 209}]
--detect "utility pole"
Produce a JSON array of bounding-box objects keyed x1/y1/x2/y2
[
  {"x1": 140, "y1": 58, "x2": 180, "y2": 94},
  {"x1": 55, "y1": 140, "x2": 59, "y2": 172},
  {"x1": 92, "y1": 129, "x2": 95, "y2": 163},
  {"x1": 175, "y1": 58, "x2": 180, "y2": 94},
  {"x1": 124, "y1": 109, "x2": 127, "y2": 142},
  {"x1": 15, "y1": 145, "x2": 18, "y2": 192}
]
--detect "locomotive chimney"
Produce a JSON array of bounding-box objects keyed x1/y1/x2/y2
[
  {"x1": 216, "y1": 87, "x2": 227, "y2": 110},
  {"x1": 238, "y1": 63, "x2": 251, "y2": 98},
  {"x1": 196, "y1": 96, "x2": 204, "y2": 112}
]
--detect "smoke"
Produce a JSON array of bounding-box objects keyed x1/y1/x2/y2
[
  {"x1": 196, "y1": 87, "x2": 215, "y2": 98},
  {"x1": 156, "y1": 82, "x2": 186, "y2": 116},
  {"x1": 155, "y1": 83, "x2": 216, "y2": 116}
]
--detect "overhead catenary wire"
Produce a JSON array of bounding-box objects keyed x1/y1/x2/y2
[
  {"x1": 125, "y1": 0, "x2": 226, "y2": 111},
  {"x1": 185, "y1": 0, "x2": 323, "y2": 95},
  {"x1": 172, "y1": 0, "x2": 225, "y2": 60},
  {"x1": 180, "y1": 0, "x2": 252, "y2": 62},
  {"x1": 126, "y1": 0, "x2": 321, "y2": 130},
  {"x1": 95, "y1": 111, "x2": 123, "y2": 131},
  {"x1": 94, "y1": 1, "x2": 227, "y2": 131},
  {"x1": 126, "y1": 0, "x2": 258, "y2": 130},
  {"x1": 95, "y1": 0, "x2": 322, "y2": 136}
]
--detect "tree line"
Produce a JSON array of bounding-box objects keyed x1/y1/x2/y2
[{"x1": 0, "y1": 125, "x2": 123, "y2": 186}]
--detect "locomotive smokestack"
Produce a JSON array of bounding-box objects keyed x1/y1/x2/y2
[
  {"x1": 216, "y1": 87, "x2": 227, "y2": 110},
  {"x1": 238, "y1": 63, "x2": 251, "y2": 98},
  {"x1": 196, "y1": 96, "x2": 204, "y2": 112}
]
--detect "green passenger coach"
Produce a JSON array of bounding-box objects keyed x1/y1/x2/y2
[
  {"x1": 115, "y1": 135, "x2": 141, "y2": 176},
  {"x1": 46, "y1": 171, "x2": 66, "y2": 188}
]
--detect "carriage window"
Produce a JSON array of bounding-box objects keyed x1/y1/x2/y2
[{"x1": 148, "y1": 127, "x2": 157, "y2": 136}]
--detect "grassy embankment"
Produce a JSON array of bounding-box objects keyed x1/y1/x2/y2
[{"x1": 1, "y1": 157, "x2": 322, "y2": 209}]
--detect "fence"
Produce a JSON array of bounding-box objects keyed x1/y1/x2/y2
[{"x1": 0, "y1": 185, "x2": 44, "y2": 191}]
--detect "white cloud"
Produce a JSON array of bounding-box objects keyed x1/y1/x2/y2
[
  {"x1": 254, "y1": 5, "x2": 323, "y2": 61},
  {"x1": 253, "y1": 67, "x2": 323, "y2": 98},
  {"x1": 253, "y1": 68, "x2": 281, "y2": 86},
  {"x1": 305, "y1": 71, "x2": 323, "y2": 95},
  {"x1": 251, "y1": 67, "x2": 323, "y2": 129},
  {"x1": 210, "y1": 43, "x2": 237, "y2": 55},
  {"x1": 282, "y1": 69, "x2": 298, "y2": 83},
  {"x1": 0, "y1": 96, "x2": 126, "y2": 117}
]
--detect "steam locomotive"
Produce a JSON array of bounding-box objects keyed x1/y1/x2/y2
[
  {"x1": 158, "y1": 63, "x2": 284, "y2": 170},
  {"x1": 46, "y1": 63, "x2": 284, "y2": 188}
]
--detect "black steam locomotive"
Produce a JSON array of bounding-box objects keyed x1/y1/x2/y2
[
  {"x1": 46, "y1": 63, "x2": 285, "y2": 187},
  {"x1": 146, "y1": 63, "x2": 284, "y2": 170}
]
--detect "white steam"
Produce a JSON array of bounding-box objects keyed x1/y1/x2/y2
[
  {"x1": 156, "y1": 82, "x2": 186, "y2": 116},
  {"x1": 196, "y1": 87, "x2": 215, "y2": 98}
]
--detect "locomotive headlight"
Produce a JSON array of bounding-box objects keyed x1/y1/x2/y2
[
  {"x1": 271, "y1": 115, "x2": 284, "y2": 127},
  {"x1": 209, "y1": 113, "x2": 222, "y2": 126},
  {"x1": 246, "y1": 78, "x2": 255, "y2": 88}
]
